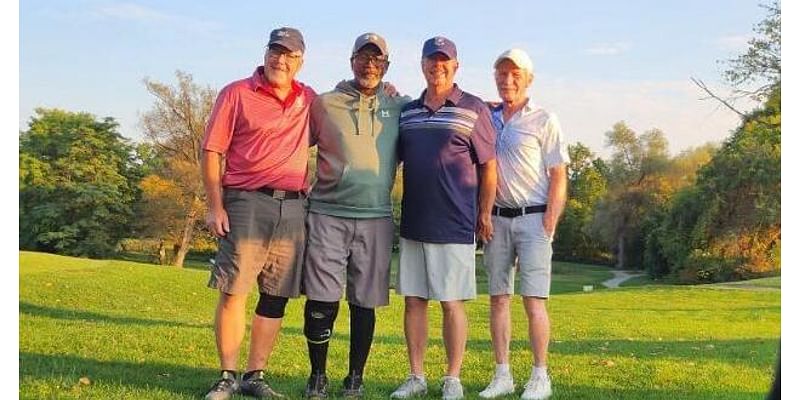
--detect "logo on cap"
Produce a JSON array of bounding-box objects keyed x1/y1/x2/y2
[
  {"x1": 277, "y1": 30, "x2": 289, "y2": 37},
  {"x1": 364, "y1": 34, "x2": 375, "y2": 41},
  {"x1": 435, "y1": 37, "x2": 445, "y2": 46}
]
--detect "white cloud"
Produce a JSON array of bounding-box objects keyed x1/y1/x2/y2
[
  {"x1": 457, "y1": 72, "x2": 757, "y2": 157},
  {"x1": 585, "y1": 42, "x2": 631, "y2": 56},
  {"x1": 93, "y1": 2, "x2": 221, "y2": 34}
]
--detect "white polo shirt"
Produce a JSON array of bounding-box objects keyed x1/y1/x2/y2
[{"x1": 490, "y1": 100, "x2": 569, "y2": 208}]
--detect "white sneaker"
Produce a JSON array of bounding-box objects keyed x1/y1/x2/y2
[
  {"x1": 521, "y1": 375, "x2": 552, "y2": 400},
  {"x1": 478, "y1": 374, "x2": 515, "y2": 398},
  {"x1": 441, "y1": 376, "x2": 464, "y2": 400},
  {"x1": 390, "y1": 374, "x2": 428, "y2": 398}
]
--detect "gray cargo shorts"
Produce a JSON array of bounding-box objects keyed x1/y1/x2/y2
[
  {"x1": 207, "y1": 188, "x2": 306, "y2": 297},
  {"x1": 302, "y1": 212, "x2": 394, "y2": 308},
  {"x1": 483, "y1": 213, "x2": 553, "y2": 298}
]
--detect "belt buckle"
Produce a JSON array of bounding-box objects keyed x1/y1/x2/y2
[
  {"x1": 519, "y1": 207, "x2": 526, "y2": 216},
  {"x1": 273, "y1": 189, "x2": 286, "y2": 200}
]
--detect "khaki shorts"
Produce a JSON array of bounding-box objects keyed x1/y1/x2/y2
[
  {"x1": 397, "y1": 238, "x2": 476, "y2": 301},
  {"x1": 207, "y1": 188, "x2": 306, "y2": 297},
  {"x1": 303, "y1": 212, "x2": 394, "y2": 308},
  {"x1": 483, "y1": 213, "x2": 553, "y2": 298}
]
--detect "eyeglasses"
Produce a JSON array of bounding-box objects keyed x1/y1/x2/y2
[
  {"x1": 267, "y1": 48, "x2": 302, "y2": 63},
  {"x1": 352, "y1": 54, "x2": 389, "y2": 67}
]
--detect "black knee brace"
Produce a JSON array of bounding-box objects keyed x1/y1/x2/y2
[
  {"x1": 304, "y1": 300, "x2": 339, "y2": 344},
  {"x1": 255, "y1": 294, "x2": 288, "y2": 318}
]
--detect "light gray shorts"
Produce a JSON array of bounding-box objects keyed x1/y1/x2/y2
[
  {"x1": 302, "y1": 212, "x2": 394, "y2": 308},
  {"x1": 397, "y1": 238, "x2": 476, "y2": 301},
  {"x1": 207, "y1": 188, "x2": 306, "y2": 297},
  {"x1": 483, "y1": 213, "x2": 553, "y2": 298}
]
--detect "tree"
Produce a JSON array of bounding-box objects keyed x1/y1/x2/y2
[
  {"x1": 590, "y1": 122, "x2": 672, "y2": 269},
  {"x1": 553, "y1": 143, "x2": 609, "y2": 263},
  {"x1": 724, "y1": 0, "x2": 780, "y2": 101},
  {"x1": 138, "y1": 71, "x2": 216, "y2": 267},
  {"x1": 646, "y1": 2, "x2": 781, "y2": 282},
  {"x1": 653, "y1": 90, "x2": 780, "y2": 282},
  {"x1": 20, "y1": 108, "x2": 141, "y2": 257}
]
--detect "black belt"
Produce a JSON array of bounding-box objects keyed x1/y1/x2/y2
[
  {"x1": 492, "y1": 205, "x2": 547, "y2": 218},
  {"x1": 257, "y1": 187, "x2": 303, "y2": 200}
]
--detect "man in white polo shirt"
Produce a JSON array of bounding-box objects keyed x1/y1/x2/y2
[{"x1": 478, "y1": 49, "x2": 568, "y2": 400}]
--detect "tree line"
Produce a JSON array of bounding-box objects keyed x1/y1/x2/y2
[{"x1": 19, "y1": 2, "x2": 780, "y2": 283}]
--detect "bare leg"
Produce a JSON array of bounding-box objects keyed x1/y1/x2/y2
[
  {"x1": 214, "y1": 292, "x2": 248, "y2": 370},
  {"x1": 441, "y1": 300, "x2": 467, "y2": 377},
  {"x1": 245, "y1": 315, "x2": 283, "y2": 371},
  {"x1": 404, "y1": 296, "x2": 429, "y2": 376},
  {"x1": 489, "y1": 294, "x2": 512, "y2": 365},
  {"x1": 522, "y1": 297, "x2": 550, "y2": 367}
]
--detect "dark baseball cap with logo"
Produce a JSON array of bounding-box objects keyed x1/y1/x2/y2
[
  {"x1": 422, "y1": 36, "x2": 457, "y2": 60},
  {"x1": 352, "y1": 32, "x2": 388, "y2": 56},
  {"x1": 268, "y1": 27, "x2": 305, "y2": 53}
]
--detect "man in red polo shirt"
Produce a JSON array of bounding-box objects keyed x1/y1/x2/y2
[{"x1": 201, "y1": 26, "x2": 316, "y2": 400}]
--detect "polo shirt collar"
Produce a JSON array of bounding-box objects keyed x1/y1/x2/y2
[
  {"x1": 494, "y1": 98, "x2": 535, "y2": 120},
  {"x1": 250, "y1": 66, "x2": 302, "y2": 99},
  {"x1": 417, "y1": 83, "x2": 464, "y2": 108}
]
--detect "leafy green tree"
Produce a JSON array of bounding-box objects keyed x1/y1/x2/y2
[
  {"x1": 554, "y1": 143, "x2": 609, "y2": 263},
  {"x1": 654, "y1": 90, "x2": 780, "y2": 282},
  {"x1": 590, "y1": 122, "x2": 672, "y2": 269},
  {"x1": 20, "y1": 108, "x2": 141, "y2": 257},
  {"x1": 642, "y1": 144, "x2": 718, "y2": 277},
  {"x1": 646, "y1": 2, "x2": 781, "y2": 282},
  {"x1": 724, "y1": 0, "x2": 780, "y2": 101}
]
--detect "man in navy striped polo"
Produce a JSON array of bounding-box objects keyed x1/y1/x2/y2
[{"x1": 390, "y1": 36, "x2": 497, "y2": 400}]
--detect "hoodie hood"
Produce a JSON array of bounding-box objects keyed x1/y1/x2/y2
[{"x1": 334, "y1": 80, "x2": 383, "y2": 136}]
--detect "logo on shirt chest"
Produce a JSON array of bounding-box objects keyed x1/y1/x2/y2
[{"x1": 380, "y1": 109, "x2": 391, "y2": 118}]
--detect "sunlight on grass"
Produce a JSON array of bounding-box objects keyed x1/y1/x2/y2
[{"x1": 20, "y1": 252, "x2": 779, "y2": 399}]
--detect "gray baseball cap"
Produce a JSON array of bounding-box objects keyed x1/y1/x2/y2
[
  {"x1": 268, "y1": 27, "x2": 305, "y2": 53},
  {"x1": 352, "y1": 32, "x2": 388, "y2": 56}
]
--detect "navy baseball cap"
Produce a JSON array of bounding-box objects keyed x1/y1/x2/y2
[
  {"x1": 268, "y1": 27, "x2": 305, "y2": 53},
  {"x1": 422, "y1": 36, "x2": 457, "y2": 60}
]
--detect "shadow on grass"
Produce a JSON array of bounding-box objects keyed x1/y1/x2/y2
[
  {"x1": 19, "y1": 352, "x2": 772, "y2": 399},
  {"x1": 20, "y1": 352, "x2": 314, "y2": 398},
  {"x1": 528, "y1": 338, "x2": 779, "y2": 365},
  {"x1": 551, "y1": 384, "x2": 770, "y2": 400},
  {"x1": 19, "y1": 302, "x2": 210, "y2": 329},
  {"x1": 21, "y1": 302, "x2": 779, "y2": 367},
  {"x1": 114, "y1": 252, "x2": 212, "y2": 271},
  {"x1": 17, "y1": 352, "x2": 451, "y2": 399}
]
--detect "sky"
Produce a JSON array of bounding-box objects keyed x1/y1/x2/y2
[
  {"x1": 9, "y1": 1, "x2": 800, "y2": 389},
  {"x1": 20, "y1": 0, "x2": 765, "y2": 157}
]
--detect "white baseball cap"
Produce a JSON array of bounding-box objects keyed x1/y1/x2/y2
[{"x1": 494, "y1": 48, "x2": 534, "y2": 73}]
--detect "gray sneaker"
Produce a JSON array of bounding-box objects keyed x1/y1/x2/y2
[
  {"x1": 390, "y1": 374, "x2": 428, "y2": 398},
  {"x1": 240, "y1": 370, "x2": 285, "y2": 398},
  {"x1": 441, "y1": 376, "x2": 464, "y2": 400},
  {"x1": 205, "y1": 371, "x2": 239, "y2": 400}
]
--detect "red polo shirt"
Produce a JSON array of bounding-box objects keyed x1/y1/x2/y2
[{"x1": 203, "y1": 66, "x2": 316, "y2": 191}]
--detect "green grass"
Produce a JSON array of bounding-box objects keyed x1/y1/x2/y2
[
  {"x1": 712, "y1": 276, "x2": 781, "y2": 289},
  {"x1": 20, "y1": 251, "x2": 779, "y2": 399}
]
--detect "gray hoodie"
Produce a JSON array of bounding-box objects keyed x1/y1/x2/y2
[{"x1": 309, "y1": 80, "x2": 411, "y2": 218}]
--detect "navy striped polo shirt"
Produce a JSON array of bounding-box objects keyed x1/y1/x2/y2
[{"x1": 398, "y1": 84, "x2": 496, "y2": 244}]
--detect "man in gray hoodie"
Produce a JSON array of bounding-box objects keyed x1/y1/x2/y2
[{"x1": 301, "y1": 32, "x2": 411, "y2": 399}]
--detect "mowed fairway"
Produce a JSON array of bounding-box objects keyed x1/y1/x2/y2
[{"x1": 19, "y1": 251, "x2": 779, "y2": 399}]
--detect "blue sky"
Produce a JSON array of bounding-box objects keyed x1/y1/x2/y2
[{"x1": 20, "y1": 0, "x2": 767, "y2": 155}]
